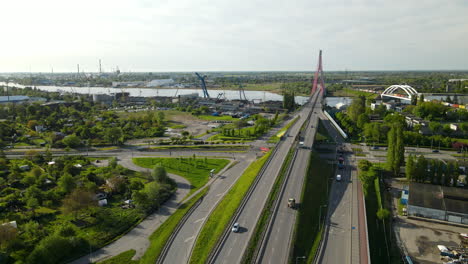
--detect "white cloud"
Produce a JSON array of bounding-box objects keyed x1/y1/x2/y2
[{"x1": 0, "y1": 0, "x2": 467, "y2": 71}]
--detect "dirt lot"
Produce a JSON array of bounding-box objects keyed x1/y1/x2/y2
[{"x1": 388, "y1": 179, "x2": 466, "y2": 264}]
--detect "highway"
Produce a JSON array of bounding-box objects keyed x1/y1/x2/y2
[
  {"x1": 257, "y1": 97, "x2": 322, "y2": 263},
  {"x1": 210, "y1": 91, "x2": 320, "y2": 264},
  {"x1": 315, "y1": 113, "x2": 367, "y2": 264},
  {"x1": 161, "y1": 155, "x2": 255, "y2": 264}
]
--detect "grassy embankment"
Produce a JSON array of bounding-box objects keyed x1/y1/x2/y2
[
  {"x1": 242, "y1": 147, "x2": 295, "y2": 263},
  {"x1": 133, "y1": 157, "x2": 229, "y2": 195},
  {"x1": 97, "y1": 188, "x2": 209, "y2": 264},
  {"x1": 291, "y1": 152, "x2": 333, "y2": 263},
  {"x1": 138, "y1": 187, "x2": 209, "y2": 264},
  {"x1": 149, "y1": 145, "x2": 248, "y2": 150},
  {"x1": 331, "y1": 88, "x2": 379, "y2": 99},
  {"x1": 267, "y1": 116, "x2": 299, "y2": 143},
  {"x1": 189, "y1": 151, "x2": 272, "y2": 264},
  {"x1": 97, "y1": 249, "x2": 139, "y2": 264},
  {"x1": 362, "y1": 166, "x2": 402, "y2": 263}
]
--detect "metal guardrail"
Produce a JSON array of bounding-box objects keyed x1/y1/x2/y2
[
  {"x1": 252, "y1": 91, "x2": 321, "y2": 263},
  {"x1": 156, "y1": 196, "x2": 205, "y2": 264},
  {"x1": 254, "y1": 147, "x2": 299, "y2": 263},
  {"x1": 205, "y1": 139, "x2": 283, "y2": 263},
  {"x1": 205, "y1": 99, "x2": 315, "y2": 264}
]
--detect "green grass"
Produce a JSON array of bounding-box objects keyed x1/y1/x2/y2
[
  {"x1": 190, "y1": 151, "x2": 272, "y2": 264},
  {"x1": 243, "y1": 147, "x2": 295, "y2": 263},
  {"x1": 139, "y1": 187, "x2": 209, "y2": 264},
  {"x1": 97, "y1": 146, "x2": 118, "y2": 151},
  {"x1": 292, "y1": 152, "x2": 333, "y2": 264},
  {"x1": 197, "y1": 115, "x2": 237, "y2": 121},
  {"x1": 133, "y1": 157, "x2": 229, "y2": 194},
  {"x1": 169, "y1": 124, "x2": 187, "y2": 129},
  {"x1": 364, "y1": 171, "x2": 402, "y2": 264},
  {"x1": 97, "y1": 249, "x2": 139, "y2": 264},
  {"x1": 268, "y1": 116, "x2": 299, "y2": 143},
  {"x1": 332, "y1": 88, "x2": 379, "y2": 99},
  {"x1": 397, "y1": 199, "x2": 405, "y2": 216},
  {"x1": 316, "y1": 120, "x2": 335, "y2": 143},
  {"x1": 149, "y1": 145, "x2": 248, "y2": 150}
]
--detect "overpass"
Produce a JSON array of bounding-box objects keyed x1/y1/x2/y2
[{"x1": 381, "y1": 85, "x2": 418, "y2": 101}]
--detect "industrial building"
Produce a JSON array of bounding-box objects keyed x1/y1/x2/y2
[
  {"x1": 0, "y1": 96, "x2": 46, "y2": 104},
  {"x1": 407, "y1": 182, "x2": 468, "y2": 225}
]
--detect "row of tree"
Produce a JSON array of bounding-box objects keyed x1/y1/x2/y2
[{"x1": 405, "y1": 154, "x2": 460, "y2": 186}]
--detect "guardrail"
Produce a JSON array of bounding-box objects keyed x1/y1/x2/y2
[
  {"x1": 323, "y1": 110, "x2": 348, "y2": 139},
  {"x1": 156, "y1": 195, "x2": 205, "y2": 264},
  {"x1": 205, "y1": 96, "x2": 318, "y2": 264},
  {"x1": 255, "y1": 147, "x2": 299, "y2": 263},
  {"x1": 205, "y1": 139, "x2": 283, "y2": 263},
  {"x1": 252, "y1": 91, "x2": 320, "y2": 263}
]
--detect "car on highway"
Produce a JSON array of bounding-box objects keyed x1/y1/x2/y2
[
  {"x1": 336, "y1": 175, "x2": 342, "y2": 181},
  {"x1": 232, "y1": 223, "x2": 240, "y2": 233}
]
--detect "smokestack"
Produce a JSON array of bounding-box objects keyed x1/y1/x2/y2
[{"x1": 99, "y1": 59, "x2": 102, "y2": 73}]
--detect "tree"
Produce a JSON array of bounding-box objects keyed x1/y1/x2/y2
[
  {"x1": 151, "y1": 165, "x2": 168, "y2": 183},
  {"x1": 62, "y1": 134, "x2": 81, "y2": 148},
  {"x1": 104, "y1": 127, "x2": 124, "y2": 145},
  {"x1": 61, "y1": 188, "x2": 96, "y2": 217},
  {"x1": 405, "y1": 154, "x2": 416, "y2": 181},
  {"x1": 415, "y1": 155, "x2": 428, "y2": 182},
  {"x1": 358, "y1": 160, "x2": 372, "y2": 172},
  {"x1": 376, "y1": 208, "x2": 390, "y2": 220},
  {"x1": 429, "y1": 122, "x2": 442, "y2": 134},
  {"x1": 347, "y1": 96, "x2": 366, "y2": 122},
  {"x1": 387, "y1": 123, "x2": 404, "y2": 176},
  {"x1": 57, "y1": 173, "x2": 75, "y2": 194},
  {"x1": 357, "y1": 113, "x2": 370, "y2": 129}
]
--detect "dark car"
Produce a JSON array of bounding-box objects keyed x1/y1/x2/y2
[{"x1": 432, "y1": 149, "x2": 439, "y2": 153}]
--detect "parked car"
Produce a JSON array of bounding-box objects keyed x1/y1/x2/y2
[
  {"x1": 432, "y1": 149, "x2": 439, "y2": 153},
  {"x1": 336, "y1": 175, "x2": 342, "y2": 181}
]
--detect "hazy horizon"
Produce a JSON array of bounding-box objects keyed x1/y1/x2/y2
[{"x1": 1, "y1": 0, "x2": 467, "y2": 72}]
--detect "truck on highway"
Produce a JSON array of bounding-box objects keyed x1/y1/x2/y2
[{"x1": 288, "y1": 198, "x2": 296, "y2": 209}]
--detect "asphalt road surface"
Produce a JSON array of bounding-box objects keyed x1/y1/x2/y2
[
  {"x1": 258, "y1": 98, "x2": 322, "y2": 263},
  {"x1": 211, "y1": 92, "x2": 320, "y2": 264},
  {"x1": 161, "y1": 153, "x2": 256, "y2": 264}
]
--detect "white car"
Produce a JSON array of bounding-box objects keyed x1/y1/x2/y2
[
  {"x1": 336, "y1": 175, "x2": 342, "y2": 181},
  {"x1": 232, "y1": 223, "x2": 240, "y2": 233}
]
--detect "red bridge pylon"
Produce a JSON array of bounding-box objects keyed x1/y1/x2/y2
[{"x1": 311, "y1": 50, "x2": 325, "y2": 95}]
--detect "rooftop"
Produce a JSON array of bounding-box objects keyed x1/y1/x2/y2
[{"x1": 409, "y1": 182, "x2": 468, "y2": 215}]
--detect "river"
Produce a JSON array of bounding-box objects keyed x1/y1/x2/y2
[{"x1": 0, "y1": 82, "x2": 310, "y2": 105}]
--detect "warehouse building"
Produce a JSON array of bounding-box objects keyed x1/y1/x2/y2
[{"x1": 407, "y1": 182, "x2": 468, "y2": 225}]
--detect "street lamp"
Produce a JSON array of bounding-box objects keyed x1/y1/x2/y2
[{"x1": 296, "y1": 256, "x2": 306, "y2": 264}]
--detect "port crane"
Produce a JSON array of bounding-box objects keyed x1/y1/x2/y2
[{"x1": 195, "y1": 72, "x2": 210, "y2": 98}]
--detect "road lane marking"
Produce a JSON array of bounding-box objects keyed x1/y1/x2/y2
[
  {"x1": 184, "y1": 235, "x2": 195, "y2": 242},
  {"x1": 194, "y1": 217, "x2": 206, "y2": 223}
]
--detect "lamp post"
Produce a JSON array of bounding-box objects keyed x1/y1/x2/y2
[{"x1": 296, "y1": 256, "x2": 306, "y2": 264}]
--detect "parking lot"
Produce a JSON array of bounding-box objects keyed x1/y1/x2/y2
[{"x1": 388, "y1": 179, "x2": 467, "y2": 264}]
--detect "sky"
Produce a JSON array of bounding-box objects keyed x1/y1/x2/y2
[{"x1": 0, "y1": 0, "x2": 467, "y2": 72}]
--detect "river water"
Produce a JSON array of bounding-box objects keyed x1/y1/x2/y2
[{"x1": 0, "y1": 82, "x2": 310, "y2": 105}]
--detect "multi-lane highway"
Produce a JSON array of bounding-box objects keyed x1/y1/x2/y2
[
  {"x1": 315, "y1": 112, "x2": 369, "y2": 264},
  {"x1": 257, "y1": 96, "x2": 323, "y2": 263},
  {"x1": 210, "y1": 91, "x2": 321, "y2": 264},
  {"x1": 161, "y1": 156, "x2": 255, "y2": 264}
]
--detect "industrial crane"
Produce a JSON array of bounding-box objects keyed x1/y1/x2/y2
[
  {"x1": 238, "y1": 81, "x2": 248, "y2": 102},
  {"x1": 195, "y1": 72, "x2": 210, "y2": 98}
]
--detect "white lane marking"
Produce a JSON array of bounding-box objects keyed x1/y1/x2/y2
[
  {"x1": 184, "y1": 235, "x2": 195, "y2": 243},
  {"x1": 194, "y1": 217, "x2": 205, "y2": 223}
]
